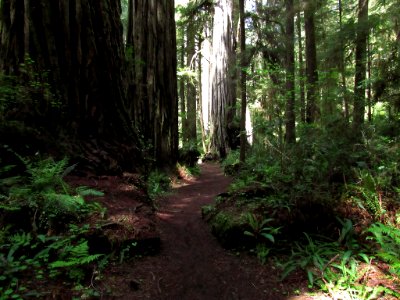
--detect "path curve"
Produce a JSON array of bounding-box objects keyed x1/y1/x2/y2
[{"x1": 107, "y1": 163, "x2": 293, "y2": 299}]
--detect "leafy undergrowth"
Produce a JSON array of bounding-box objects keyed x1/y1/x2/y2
[
  {"x1": 204, "y1": 126, "x2": 400, "y2": 299},
  {"x1": 0, "y1": 151, "x2": 162, "y2": 299}
]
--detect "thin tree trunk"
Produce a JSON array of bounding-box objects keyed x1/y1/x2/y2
[
  {"x1": 285, "y1": 0, "x2": 296, "y2": 143},
  {"x1": 338, "y1": 0, "x2": 350, "y2": 121},
  {"x1": 304, "y1": 0, "x2": 319, "y2": 123},
  {"x1": 198, "y1": 34, "x2": 208, "y2": 154},
  {"x1": 201, "y1": 23, "x2": 212, "y2": 152},
  {"x1": 367, "y1": 34, "x2": 372, "y2": 122},
  {"x1": 297, "y1": 11, "x2": 306, "y2": 123},
  {"x1": 239, "y1": 0, "x2": 247, "y2": 163},
  {"x1": 186, "y1": 18, "x2": 197, "y2": 146},
  {"x1": 179, "y1": 37, "x2": 187, "y2": 144},
  {"x1": 353, "y1": 0, "x2": 369, "y2": 133}
]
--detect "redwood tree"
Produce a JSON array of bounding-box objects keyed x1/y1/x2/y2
[
  {"x1": 210, "y1": 0, "x2": 235, "y2": 158},
  {"x1": 353, "y1": 0, "x2": 369, "y2": 133},
  {"x1": 126, "y1": 0, "x2": 179, "y2": 167},
  {"x1": 285, "y1": 0, "x2": 296, "y2": 143},
  {"x1": 304, "y1": 0, "x2": 319, "y2": 123},
  {"x1": 0, "y1": 0, "x2": 139, "y2": 172}
]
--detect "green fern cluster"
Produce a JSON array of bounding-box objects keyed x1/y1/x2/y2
[
  {"x1": 0, "y1": 156, "x2": 107, "y2": 297},
  {"x1": 367, "y1": 222, "x2": 400, "y2": 277},
  {"x1": 0, "y1": 227, "x2": 105, "y2": 297},
  {"x1": 147, "y1": 170, "x2": 171, "y2": 200},
  {"x1": 49, "y1": 239, "x2": 102, "y2": 281},
  {"x1": 1, "y1": 156, "x2": 104, "y2": 232},
  {"x1": 348, "y1": 170, "x2": 383, "y2": 219}
]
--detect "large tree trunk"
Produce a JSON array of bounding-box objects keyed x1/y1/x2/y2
[
  {"x1": 239, "y1": 0, "x2": 247, "y2": 162},
  {"x1": 200, "y1": 23, "x2": 212, "y2": 152},
  {"x1": 0, "y1": 0, "x2": 139, "y2": 172},
  {"x1": 285, "y1": 0, "x2": 296, "y2": 143},
  {"x1": 353, "y1": 0, "x2": 369, "y2": 133},
  {"x1": 304, "y1": 0, "x2": 319, "y2": 123},
  {"x1": 297, "y1": 10, "x2": 306, "y2": 123},
  {"x1": 179, "y1": 37, "x2": 187, "y2": 145},
  {"x1": 210, "y1": 0, "x2": 235, "y2": 158},
  {"x1": 186, "y1": 17, "x2": 197, "y2": 147},
  {"x1": 126, "y1": 0, "x2": 178, "y2": 168}
]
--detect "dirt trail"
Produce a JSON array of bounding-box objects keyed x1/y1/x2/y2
[{"x1": 105, "y1": 163, "x2": 302, "y2": 300}]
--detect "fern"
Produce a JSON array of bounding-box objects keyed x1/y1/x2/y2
[
  {"x1": 50, "y1": 240, "x2": 102, "y2": 269},
  {"x1": 27, "y1": 157, "x2": 69, "y2": 193},
  {"x1": 2, "y1": 156, "x2": 105, "y2": 231},
  {"x1": 367, "y1": 222, "x2": 400, "y2": 276},
  {"x1": 75, "y1": 186, "x2": 104, "y2": 197}
]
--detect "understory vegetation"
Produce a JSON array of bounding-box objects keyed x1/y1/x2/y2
[
  {"x1": 0, "y1": 146, "x2": 199, "y2": 299},
  {"x1": 204, "y1": 122, "x2": 400, "y2": 299},
  {"x1": 0, "y1": 155, "x2": 108, "y2": 298}
]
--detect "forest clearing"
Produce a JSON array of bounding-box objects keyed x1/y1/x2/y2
[{"x1": 1, "y1": 0, "x2": 400, "y2": 299}]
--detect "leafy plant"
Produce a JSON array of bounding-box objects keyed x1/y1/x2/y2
[
  {"x1": 1, "y1": 156, "x2": 105, "y2": 232},
  {"x1": 367, "y1": 222, "x2": 400, "y2": 277},
  {"x1": 49, "y1": 239, "x2": 102, "y2": 281},
  {"x1": 147, "y1": 170, "x2": 171, "y2": 200},
  {"x1": 348, "y1": 170, "x2": 383, "y2": 219},
  {"x1": 0, "y1": 225, "x2": 105, "y2": 298},
  {"x1": 279, "y1": 233, "x2": 338, "y2": 286},
  {"x1": 0, "y1": 156, "x2": 108, "y2": 298},
  {"x1": 244, "y1": 213, "x2": 279, "y2": 244},
  {"x1": 244, "y1": 213, "x2": 280, "y2": 263}
]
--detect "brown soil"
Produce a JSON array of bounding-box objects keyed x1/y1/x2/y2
[{"x1": 98, "y1": 162, "x2": 312, "y2": 300}]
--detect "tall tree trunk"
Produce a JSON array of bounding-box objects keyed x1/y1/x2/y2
[
  {"x1": 186, "y1": 18, "x2": 197, "y2": 147},
  {"x1": 127, "y1": 0, "x2": 179, "y2": 168},
  {"x1": 285, "y1": 0, "x2": 296, "y2": 143},
  {"x1": 297, "y1": 11, "x2": 306, "y2": 123},
  {"x1": 367, "y1": 34, "x2": 372, "y2": 122},
  {"x1": 338, "y1": 0, "x2": 350, "y2": 121},
  {"x1": 353, "y1": 0, "x2": 369, "y2": 133},
  {"x1": 304, "y1": 0, "x2": 319, "y2": 123},
  {"x1": 201, "y1": 23, "x2": 212, "y2": 152},
  {"x1": 198, "y1": 34, "x2": 208, "y2": 154},
  {"x1": 179, "y1": 37, "x2": 187, "y2": 144},
  {"x1": 0, "y1": 0, "x2": 140, "y2": 172},
  {"x1": 210, "y1": 0, "x2": 235, "y2": 158},
  {"x1": 239, "y1": 0, "x2": 247, "y2": 163}
]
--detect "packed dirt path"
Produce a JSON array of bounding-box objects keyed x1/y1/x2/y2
[{"x1": 104, "y1": 162, "x2": 306, "y2": 300}]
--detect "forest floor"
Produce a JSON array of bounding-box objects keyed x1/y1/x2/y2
[{"x1": 96, "y1": 162, "x2": 318, "y2": 300}]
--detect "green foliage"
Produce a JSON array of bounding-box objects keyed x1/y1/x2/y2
[
  {"x1": 1, "y1": 156, "x2": 105, "y2": 232},
  {"x1": 244, "y1": 213, "x2": 280, "y2": 264},
  {"x1": 147, "y1": 170, "x2": 171, "y2": 200},
  {"x1": 0, "y1": 57, "x2": 61, "y2": 126},
  {"x1": 347, "y1": 170, "x2": 383, "y2": 219},
  {"x1": 0, "y1": 225, "x2": 105, "y2": 298},
  {"x1": 0, "y1": 157, "x2": 108, "y2": 298},
  {"x1": 119, "y1": 241, "x2": 138, "y2": 264},
  {"x1": 367, "y1": 223, "x2": 400, "y2": 277},
  {"x1": 244, "y1": 213, "x2": 280, "y2": 244},
  {"x1": 221, "y1": 149, "x2": 240, "y2": 171},
  {"x1": 279, "y1": 233, "x2": 340, "y2": 285},
  {"x1": 278, "y1": 231, "x2": 382, "y2": 299}
]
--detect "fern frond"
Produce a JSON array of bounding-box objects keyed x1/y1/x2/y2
[
  {"x1": 75, "y1": 186, "x2": 104, "y2": 197},
  {"x1": 50, "y1": 240, "x2": 102, "y2": 268},
  {"x1": 368, "y1": 222, "x2": 400, "y2": 276}
]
